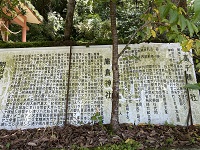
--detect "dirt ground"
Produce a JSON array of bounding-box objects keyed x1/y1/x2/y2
[{"x1": 0, "y1": 123, "x2": 200, "y2": 149}]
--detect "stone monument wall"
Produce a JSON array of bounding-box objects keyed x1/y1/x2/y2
[{"x1": 0, "y1": 43, "x2": 199, "y2": 130}]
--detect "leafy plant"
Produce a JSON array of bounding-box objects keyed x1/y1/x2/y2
[
  {"x1": 70, "y1": 140, "x2": 141, "y2": 150},
  {"x1": 164, "y1": 121, "x2": 175, "y2": 127},
  {"x1": 184, "y1": 83, "x2": 200, "y2": 90},
  {"x1": 92, "y1": 139, "x2": 141, "y2": 150},
  {"x1": 190, "y1": 138, "x2": 196, "y2": 144},
  {"x1": 6, "y1": 142, "x2": 10, "y2": 149},
  {"x1": 165, "y1": 138, "x2": 174, "y2": 145},
  {"x1": 137, "y1": 0, "x2": 200, "y2": 53},
  {"x1": 91, "y1": 112, "x2": 103, "y2": 125},
  {"x1": 71, "y1": 145, "x2": 89, "y2": 150}
]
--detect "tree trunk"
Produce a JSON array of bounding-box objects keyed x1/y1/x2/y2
[
  {"x1": 110, "y1": 0, "x2": 120, "y2": 132},
  {"x1": 64, "y1": 0, "x2": 75, "y2": 40}
]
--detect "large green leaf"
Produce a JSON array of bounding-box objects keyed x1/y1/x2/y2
[
  {"x1": 194, "y1": 0, "x2": 200, "y2": 14},
  {"x1": 191, "y1": 23, "x2": 199, "y2": 34},
  {"x1": 186, "y1": 20, "x2": 194, "y2": 37},
  {"x1": 171, "y1": 25, "x2": 178, "y2": 32},
  {"x1": 192, "y1": 0, "x2": 200, "y2": 22},
  {"x1": 154, "y1": 0, "x2": 164, "y2": 5},
  {"x1": 158, "y1": 26, "x2": 168, "y2": 34},
  {"x1": 169, "y1": 9, "x2": 178, "y2": 24},
  {"x1": 174, "y1": 34, "x2": 184, "y2": 43},
  {"x1": 193, "y1": 14, "x2": 200, "y2": 22},
  {"x1": 184, "y1": 83, "x2": 200, "y2": 90},
  {"x1": 159, "y1": 5, "x2": 170, "y2": 18},
  {"x1": 194, "y1": 40, "x2": 200, "y2": 56},
  {"x1": 196, "y1": 40, "x2": 200, "y2": 49},
  {"x1": 178, "y1": 15, "x2": 187, "y2": 31},
  {"x1": 166, "y1": 32, "x2": 177, "y2": 41},
  {"x1": 196, "y1": 63, "x2": 200, "y2": 69}
]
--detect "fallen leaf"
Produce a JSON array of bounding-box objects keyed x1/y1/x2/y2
[
  {"x1": 27, "y1": 142, "x2": 37, "y2": 146},
  {"x1": 150, "y1": 130, "x2": 157, "y2": 137},
  {"x1": 112, "y1": 135, "x2": 122, "y2": 142},
  {"x1": 179, "y1": 140, "x2": 190, "y2": 146},
  {"x1": 147, "y1": 136, "x2": 156, "y2": 143}
]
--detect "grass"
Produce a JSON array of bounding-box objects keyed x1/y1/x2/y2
[{"x1": 66, "y1": 139, "x2": 141, "y2": 150}]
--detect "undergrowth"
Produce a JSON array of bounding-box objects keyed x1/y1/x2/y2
[{"x1": 70, "y1": 139, "x2": 141, "y2": 150}]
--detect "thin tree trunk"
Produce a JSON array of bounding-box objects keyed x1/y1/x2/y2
[
  {"x1": 110, "y1": 0, "x2": 120, "y2": 132},
  {"x1": 64, "y1": 0, "x2": 75, "y2": 40}
]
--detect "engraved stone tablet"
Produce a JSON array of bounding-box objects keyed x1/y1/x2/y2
[
  {"x1": 118, "y1": 43, "x2": 200, "y2": 125},
  {"x1": 0, "y1": 44, "x2": 199, "y2": 130}
]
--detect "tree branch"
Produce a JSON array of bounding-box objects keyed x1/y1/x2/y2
[{"x1": 118, "y1": 21, "x2": 150, "y2": 58}]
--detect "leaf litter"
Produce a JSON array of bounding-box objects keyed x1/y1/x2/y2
[{"x1": 0, "y1": 123, "x2": 200, "y2": 149}]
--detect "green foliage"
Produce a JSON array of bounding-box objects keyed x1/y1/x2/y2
[
  {"x1": 190, "y1": 138, "x2": 196, "y2": 144},
  {"x1": 117, "y1": 0, "x2": 144, "y2": 41},
  {"x1": 70, "y1": 140, "x2": 141, "y2": 150},
  {"x1": 29, "y1": 0, "x2": 67, "y2": 20},
  {"x1": 71, "y1": 145, "x2": 90, "y2": 150},
  {"x1": 159, "y1": 5, "x2": 170, "y2": 19},
  {"x1": 0, "y1": 0, "x2": 24, "y2": 19},
  {"x1": 6, "y1": 142, "x2": 10, "y2": 149},
  {"x1": 71, "y1": 0, "x2": 144, "y2": 42},
  {"x1": 140, "y1": 0, "x2": 200, "y2": 52},
  {"x1": 4, "y1": 0, "x2": 200, "y2": 53},
  {"x1": 165, "y1": 138, "x2": 174, "y2": 145},
  {"x1": 194, "y1": 40, "x2": 200, "y2": 56},
  {"x1": 164, "y1": 121, "x2": 175, "y2": 127},
  {"x1": 91, "y1": 139, "x2": 141, "y2": 150},
  {"x1": 1, "y1": 0, "x2": 64, "y2": 42},
  {"x1": 73, "y1": 9, "x2": 112, "y2": 41},
  {"x1": 196, "y1": 62, "x2": 200, "y2": 69},
  {"x1": 8, "y1": 20, "x2": 64, "y2": 42},
  {"x1": 0, "y1": 41, "x2": 66, "y2": 48},
  {"x1": 91, "y1": 112, "x2": 103, "y2": 125},
  {"x1": 184, "y1": 83, "x2": 200, "y2": 90},
  {"x1": 94, "y1": 38, "x2": 112, "y2": 45},
  {"x1": 193, "y1": 0, "x2": 200, "y2": 21}
]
